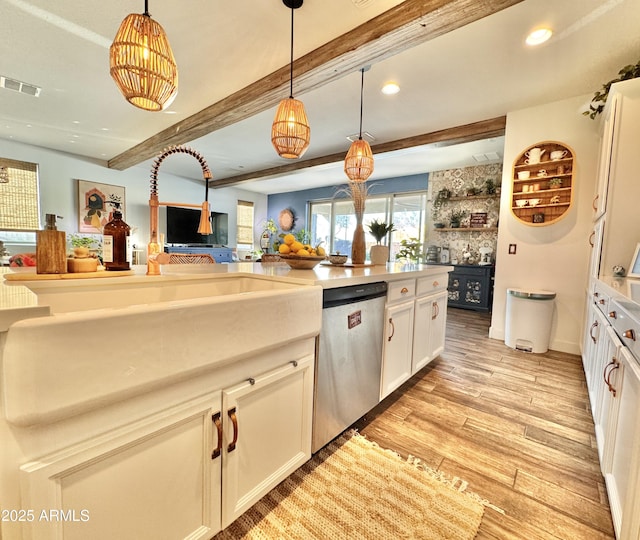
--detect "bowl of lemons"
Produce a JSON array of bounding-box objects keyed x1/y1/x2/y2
[{"x1": 278, "y1": 234, "x2": 326, "y2": 269}]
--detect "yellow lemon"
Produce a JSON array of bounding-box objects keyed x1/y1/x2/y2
[
  {"x1": 284, "y1": 234, "x2": 296, "y2": 245},
  {"x1": 278, "y1": 243, "x2": 291, "y2": 254},
  {"x1": 297, "y1": 249, "x2": 310, "y2": 257},
  {"x1": 290, "y1": 241, "x2": 303, "y2": 253}
]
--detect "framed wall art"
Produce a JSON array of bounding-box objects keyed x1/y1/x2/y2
[
  {"x1": 77, "y1": 180, "x2": 125, "y2": 233},
  {"x1": 628, "y1": 243, "x2": 640, "y2": 279}
]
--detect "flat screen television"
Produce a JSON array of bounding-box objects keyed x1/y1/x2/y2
[{"x1": 166, "y1": 206, "x2": 228, "y2": 246}]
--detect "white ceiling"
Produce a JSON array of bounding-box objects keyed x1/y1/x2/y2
[{"x1": 1, "y1": 0, "x2": 639, "y2": 195}]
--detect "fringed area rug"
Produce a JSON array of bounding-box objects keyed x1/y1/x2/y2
[{"x1": 215, "y1": 431, "x2": 487, "y2": 539}]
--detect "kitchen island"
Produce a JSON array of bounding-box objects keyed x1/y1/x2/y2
[{"x1": 0, "y1": 262, "x2": 451, "y2": 539}]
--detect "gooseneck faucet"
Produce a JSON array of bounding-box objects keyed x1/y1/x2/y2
[{"x1": 147, "y1": 145, "x2": 213, "y2": 275}]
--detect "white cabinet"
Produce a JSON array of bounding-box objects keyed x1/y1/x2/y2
[
  {"x1": 381, "y1": 274, "x2": 449, "y2": 400},
  {"x1": 603, "y1": 346, "x2": 640, "y2": 539},
  {"x1": 221, "y1": 356, "x2": 313, "y2": 526},
  {"x1": 592, "y1": 92, "x2": 620, "y2": 221},
  {"x1": 18, "y1": 357, "x2": 313, "y2": 540},
  {"x1": 413, "y1": 290, "x2": 448, "y2": 373},
  {"x1": 20, "y1": 393, "x2": 222, "y2": 540},
  {"x1": 381, "y1": 298, "x2": 415, "y2": 400}
]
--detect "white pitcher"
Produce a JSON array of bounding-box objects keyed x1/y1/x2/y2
[{"x1": 525, "y1": 147, "x2": 545, "y2": 164}]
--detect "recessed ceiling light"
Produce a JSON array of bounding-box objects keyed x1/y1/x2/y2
[
  {"x1": 381, "y1": 82, "x2": 400, "y2": 95},
  {"x1": 72, "y1": 120, "x2": 80, "y2": 124},
  {"x1": 526, "y1": 27, "x2": 552, "y2": 46},
  {"x1": 100, "y1": 127, "x2": 109, "y2": 131}
]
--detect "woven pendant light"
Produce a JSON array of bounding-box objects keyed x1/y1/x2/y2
[
  {"x1": 110, "y1": 0, "x2": 178, "y2": 112},
  {"x1": 344, "y1": 68, "x2": 374, "y2": 182},
  {"x1": 271, "y1": 0, "x2": 310, "y2": 159}
]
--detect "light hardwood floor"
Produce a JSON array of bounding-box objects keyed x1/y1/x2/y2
[{"x1": 354, "y1": 308, "x2": 615, "y2": 540}]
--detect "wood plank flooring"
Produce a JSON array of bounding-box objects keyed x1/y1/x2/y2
[{"x1": 353, "y1": 308, "x2": 615, "y2": 540}]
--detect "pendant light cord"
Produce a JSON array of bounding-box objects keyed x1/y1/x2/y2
[
  {"x1": 144, "y1": 0, "x2": 150, "y2": 16},
  {"x1": 358, "y1": 68, "x2": 365, "y2": 140},
  {"x1": 289, "y1": 5, "x2": 294, "y2": 98}
]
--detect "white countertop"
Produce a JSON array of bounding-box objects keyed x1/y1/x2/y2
[{"x1": 0, "y1": 262, "x2": 453, "y2": 323}]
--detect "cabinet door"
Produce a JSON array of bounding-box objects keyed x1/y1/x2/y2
[
  {"x1": 380, "y1": 300, "x2": 415, "y2": 400},
  {"x1": 593, "y1": 93, "x2": 620, "y2": 220},
  {"x1": 20, "y1": 393, "x2": 222, "y2": 540},
  {"x1": 604, "y1": 346, "x2": 640, "y2": 539},
  {"x1": 583, "y1": 302, "x2": 605, "y2": 395},
  {"x1": 427, "y1": 290, "x2": 448, "y2": 362},
  {"x1": 412, "y1": 290, "x2": 447, "y2": 373},
  {"x1": 221, "y1": 356, "x2": 313, "y2": 528},
  {"x1": 595, "y1": 326, "x2": 622, "y2": 471}
]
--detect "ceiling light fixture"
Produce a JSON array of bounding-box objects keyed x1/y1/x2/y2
[
  {"x1": 109, "y1": 0, "x2": 178, "y2": 112},
  {"x1": 381, "y1": 82, "x2": 400, "y2": 95},
  {"x1": 344, "y1": 67, "x2": 374, "y2": 183},
  {"x1": 525, "y1": 27, "x2": 553, "y2": 46},
  {"x1": 271, "y1": 0, "x2": 310, "y2": 159}
]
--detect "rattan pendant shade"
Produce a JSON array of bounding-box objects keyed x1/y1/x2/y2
[
  {"x1": 344, "y1": 139, "x2": 374, "y2": 182},
  {"x1": 110, "y1": 9, "x2": 178, "y2": 112},
  {"x1": 272, "y1": 97, "x2": 311, "y2": 159},
  {"x1": 271, "y1": 0, "x2": 310, "y2": 159},
  {"x1": 344, "y1": 68, "x2": 374, "y2": 182}
]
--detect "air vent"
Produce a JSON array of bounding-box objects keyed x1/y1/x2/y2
[
  {"x1": 0, "y1": 76, "x2": 41, "y2": 97},
  {"x1": 351, "y1": 0, "x2": 376, "y2": 7},
  {"x1": 473, "y1": 152, "x2": 500, "y2": 162},
  {"x1": 347, "y1": 131, "x2": 375, "y2": 143}
]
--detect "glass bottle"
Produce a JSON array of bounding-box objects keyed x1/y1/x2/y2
[{"x1": 103, "y1": 206, "x2": 131, "y2": 271}]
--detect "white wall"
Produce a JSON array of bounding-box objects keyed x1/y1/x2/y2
[
  {"x1": 490, "y1": 94, "x2": 600, "y2": 354},
  {"x1": 0, "y1": 139, "x2": 267, "y2": 256}
]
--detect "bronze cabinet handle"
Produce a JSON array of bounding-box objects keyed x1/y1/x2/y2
[
  {"x1": 401, "y1": 287, "x2": 409, "y2": 294},
  {"x1": 433, "y1": 281, "x2": 439, "y2": 287},
  {"x1": 609, "y1": 311, "x2": 617, "y2": 319},
  {"x1": 589, "y1": 231, "x2": 595, "y2": 247},
  {"x1": 603, "y1": 359, "x2": 616, "y2": 393},
  {"x1": 623, "y1": 329, "x2": 636, "y2": 342},
  {"x1": 606, "y1": 359, "x2": 620, "y2": 397},
  {"x1": 599, "y1": 299, "x2": 606, "y2": 305},
  {"x1": 388, "y1": 318, "x2": 395, "y2": 341},
  {"x1": 432, "y1": 301, "x2": 439, "y2": 320},
  {"x1": 212, "y1": 412, "x2": 222, "y2": 460},
  {"x1": 592, "y1": 194, "x2": 599, "y2": 212},
  {"x1": 589, "y1": 321, "x2": 599, "y2": 343},
  {"x1": 227, "y1": 407, "x2": 239, "y2": 453}
]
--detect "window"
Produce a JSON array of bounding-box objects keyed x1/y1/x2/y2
[
  {"x1": 309, "y1": 191, "x2": 426, "y2": 261},
  {"x1": 236, "y1": 200, "x2": 254, "y2": 246},
  {"x1": 0, "y1": 158, "x2": 40, "y2": 231}
]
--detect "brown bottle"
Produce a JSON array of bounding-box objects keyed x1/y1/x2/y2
[{"x1": 103, "y1": 206, "x2": 131, "y2": 271}]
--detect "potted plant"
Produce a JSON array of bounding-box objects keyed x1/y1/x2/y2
[
  {"x1": 549, "y1": 177, "x2": 563, "y2": 189},
  {"x1": 396, "y1": 238, "x2": 423, "y2": 263},
  {"x1": 432, "y1": 187, "x2": 451, "y2": 224},
  {"x1": 367, "y1": 219, "x2": 395, "y2": 265},
  {"x1": 485, "y1": 179, "x2": 497, "y2": 195},
  {"x1": 449, "y1": 209, "x2": 466, "y2": 228}
]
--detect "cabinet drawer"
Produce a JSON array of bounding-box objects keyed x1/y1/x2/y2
[
  {"x1": 387, "y1": 279, "x2": 415, "y2": 304},
  {"x1": 452, "y1": 265, "x2": 489, "y2": 277},
  {"x1": 417, "y1": 274, "x2": 448, "y2": 296},
  {"x1": 593, "y1": 284, "x2": 611, "y2": 316}
]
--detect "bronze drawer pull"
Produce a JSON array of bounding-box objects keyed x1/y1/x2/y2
[
  {"x1": 433, "y1": 281, "x2": 439, "y2": 287},
  {"x1": 388, "y1": 318, "x2": 395, "y2": 341},
  {"x1": 589, "y1": 231, "x2": 595, "y2": 247},
  {"x1": 227, "y1": 407, "x2": 239, "y2": 453},
  {"x1": 589, "y1": 320, "x2": 599, "y2": 343},
  {"x1": 609, "y1": 311, "x2": 617, "y2": 319},
  {"x1": 592, "y1": 194, "x2": 599, "y2": 212},
  {"x1": 400, "y1": 287, "x2": 409, "y2": 294},
  {"x1": 623, "y1": 329, "x2": 636, "y2": 341},
  {"x1": 212, "y1": 412, "x2": 222, "y2": 460}
]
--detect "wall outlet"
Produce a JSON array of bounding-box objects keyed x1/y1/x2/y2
[{"x1": 508, "y1": 244, "x2": 517, "y2": 255}]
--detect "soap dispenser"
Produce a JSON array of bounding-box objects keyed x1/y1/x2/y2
[
  {"x1": 36, "y1": 214, "x2": 67, "y2": 274},
  {"x1": 103, "y1": 202, "x2": 131, "y2": 271}
]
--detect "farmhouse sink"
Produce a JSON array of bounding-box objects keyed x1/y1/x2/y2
[
  {"x1": 9, "y1": 271, "x2": 300, "y2": 313},
  {"x1": 2, "y1": 273, "x2": 322, "y2": 426}
]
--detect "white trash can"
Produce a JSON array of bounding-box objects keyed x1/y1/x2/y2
[{"x1": 505, "y1": 288, "x2": 556, "y2": 353}]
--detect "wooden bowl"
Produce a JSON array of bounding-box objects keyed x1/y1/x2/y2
[{"x1": 279, "y1": 254, "x2": 326, "y2": 269}]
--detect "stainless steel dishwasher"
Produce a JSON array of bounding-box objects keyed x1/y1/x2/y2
[{"x1": 312, "y1": 281, "x2": 387, "y2": 453}]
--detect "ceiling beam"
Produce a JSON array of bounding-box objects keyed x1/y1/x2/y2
[
  {"x1": 209, "y1": 116, "x2": 506, "y2": 188},
  {"x1": 108, "y1": 0, "x2": 523, "y2": 171}
]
